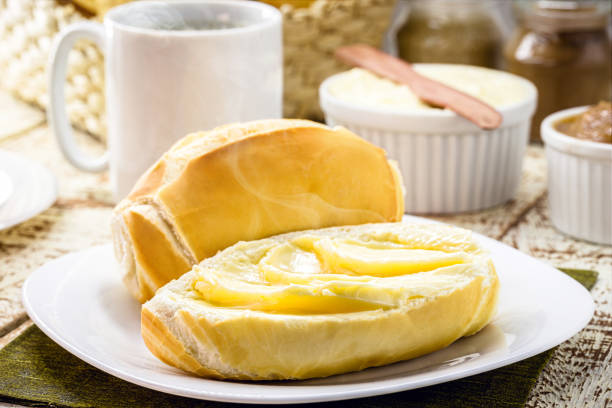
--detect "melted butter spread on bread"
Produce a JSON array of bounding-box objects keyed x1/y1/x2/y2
[{"x1": 192, "y1": 224, "x2": 492, "y2": 315}]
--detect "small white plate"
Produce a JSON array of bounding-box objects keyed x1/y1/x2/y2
[
  {"x1": 0, "y1": 170, "x2": 12, "y2": 207},
  {"x1": 0, "y1": 150, "x2": 57, "y2": 230},
  {"x1": 22, "y1": 216, "x2": 594, "y2": 405}
]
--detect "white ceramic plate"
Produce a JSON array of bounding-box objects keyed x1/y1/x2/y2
[
  {"x1": 0, "y1": 150, "x2": 57, "y2": 230},
  {"x1": 0, "y1": 170, "x2": 12, "y2": 208},
  {"x1": 22, "y1": 216, "x2": 594, "y2": 404}
]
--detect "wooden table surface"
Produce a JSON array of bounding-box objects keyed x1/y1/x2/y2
[{"x1": 0, "y1": 92, "x2": 610, "y2": 408}]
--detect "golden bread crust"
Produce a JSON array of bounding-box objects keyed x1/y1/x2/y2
[
  {"x1": 122, "y1": 206, "x2": 193, "y2": 302},
  {"x1": 158, "y1": 125, "x2": 402, "y2": 259}
]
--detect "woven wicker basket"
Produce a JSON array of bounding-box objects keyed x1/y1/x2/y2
[{"x1": 0, "y1": 0, "x2": 395, "y2": 142}]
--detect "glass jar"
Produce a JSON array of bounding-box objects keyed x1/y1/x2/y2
[
  {"x1": 505, "y1": 0, "x2": 612, "y2": 142},
  {"x1": 395, "y1": 0, "x2": 505, "y2": 68}
]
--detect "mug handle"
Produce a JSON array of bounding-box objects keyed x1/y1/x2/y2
[{"x1": 48, "y1": 22, "x2": 108, "y2": 172}]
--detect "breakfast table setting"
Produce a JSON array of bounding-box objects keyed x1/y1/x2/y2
[{"x1": 0, "y1": 0, "x2": 611, "y2": 407}]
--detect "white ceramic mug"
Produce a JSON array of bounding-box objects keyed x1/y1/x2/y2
[{"x1": 49, "y1": 0, "x2": 282, "y2": 200}]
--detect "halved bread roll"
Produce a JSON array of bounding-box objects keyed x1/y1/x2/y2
[
  {"x1": 112, "y1": 119, "x2": 405, "y2": 302},
  {"x1": 142, "y1": 222, "x2": 499, "y2": 380}
]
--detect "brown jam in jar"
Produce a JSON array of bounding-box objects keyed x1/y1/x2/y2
[
  {"x1": 555, "y1": 101, "x2": 612, "y2": 144},
  {"x1": 396, "y1": 0, "x2": 504, "y2": 68},
  {"x1": 504, "y1": 0, "x2": 611, "y2": 142}
]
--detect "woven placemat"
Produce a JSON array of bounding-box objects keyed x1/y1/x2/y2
[{"x1": 0, "y1": 268, "x2": 596, "y2": 408}]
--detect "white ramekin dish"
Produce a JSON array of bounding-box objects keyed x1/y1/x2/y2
[
  {"x1": 319, "y1": 65, "x2": 537, "y2": 214},
  {"x1": 541, "y1": 106, "x2": 612, "y2": 245}
]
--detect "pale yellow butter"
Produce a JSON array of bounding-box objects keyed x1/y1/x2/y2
[
  {"x1": 192, "y1": 224, "x2": 492, "y2": 314},
  {"x1": 328, "y1": 66, "x2": 529, "y2": 110}
]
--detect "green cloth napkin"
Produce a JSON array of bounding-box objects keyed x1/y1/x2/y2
[{"x1": 0, "y1": 268, "x2": 596, "y2": 408}]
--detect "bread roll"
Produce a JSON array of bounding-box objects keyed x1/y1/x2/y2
[
  {"x1": 142, "y1": 222, "x2": 499, "y2": 380},
  {"x1": 112, "y1": 119, "x2": 404, "y2": 302}
]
